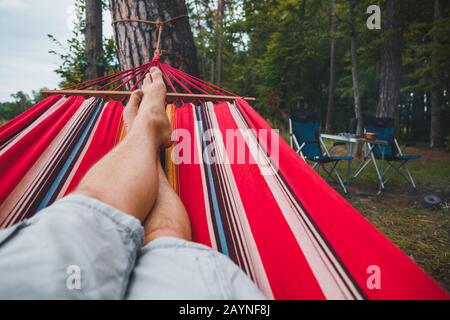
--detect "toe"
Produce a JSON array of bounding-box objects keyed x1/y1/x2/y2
[
  {"x1": 150, "y1": 67, "x2": 163, "y2": 81},
  {"x1": 144, "y1": 72, "x2": 153, "y2": 84},
  {"x1": 129, "y1": 89, "x2": 143, "y2": 104}
]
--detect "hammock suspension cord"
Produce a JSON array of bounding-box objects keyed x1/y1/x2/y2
[
  {"x1": 111, "y1": 15, "x2": 188, "y2": 56},
  {"x1": 42, "y1": 14, "x2": 255, "y2": 103},
  {"x1": 42, "y1": 55, "x2": 256, "y2": 103}
]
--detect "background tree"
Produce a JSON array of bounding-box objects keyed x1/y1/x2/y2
[
  {"x1": 429, "y1": 0, "x2": 447, "y2": 148},
  {"x1": 215, "y1": 0, "x2": 225, "y2": 85},
  {"x1": 348, "y1": 0, "x2": 363, "y2": 136},
  {"x1": 188, "y1": 0, "x2": 214, "y2": 81},
  {"x1": 109, "y1": 0, "x2": 198, "y2": 75},
  {"x1": 376, "y1": 0, "x2": 403, "y2": 132},
  {"x1": 0, "y1": 89, "x2": 47, "y2": 124},
  {"x1": 49, "y1": 0, "x2": 118, "y2": 87},
  {"x1": 86, "y1": 0, "x2": 105, "y2": 79},
  {"x1": 239, "y1": 0, "x2": 330, "y2": 127},
  {"x1": 325, "y1": 0, "x2": 337, "y2": 133},
  {"x1": 403, "y1": 0, "x2": 449, "y2": 147}
]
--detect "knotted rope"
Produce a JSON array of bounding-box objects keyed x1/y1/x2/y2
[{"x1": 112, "y1": 15, "x2": 188, "y2": 55}]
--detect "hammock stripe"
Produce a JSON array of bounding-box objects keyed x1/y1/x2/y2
[
  {"x1": 6, "y1": 98, "x2": 98, "y2": 221},
  {"x1": 0, "y1": 95, "x2": 64, "y2": 150},
  {"x1": 176, "y1": 101, "x2": 361, "y2": 299},
  {"x1": 227, "y1": 101, "x2": 364, "y2": 300},
  {"x1": 0, "y1": 97, "x2": 124, "y2": 226},
  {"x1": 193, "y1": 102, "x2": 274, "y2": 298},
  {"x1": 0, "y1": 96, "x2": 447, "y2": 300}
]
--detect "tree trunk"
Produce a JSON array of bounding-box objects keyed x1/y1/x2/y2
[
  {"x1": 376, "y1": 0, "x2": 402, "y2": 132},
  {"x1": 109, "y1": 0, "x2": 198, "y2": 76},
  {"x1": 85, "y1": 0, "x2": 104, "y2": 79},
  {"x1": 411, "y1": 92, "x2": 425, "y2": 141},
  {"x1": 210, "y1": 59, "x2": 215, "y2": 84},
  {"x1": 430, "y1": 0, "x2": 445, "y2": 148},
  {"x1": 216, "y1": 0, "x2": 225, "y2": 85},
  {"x1": 425, "y1": 91, "x2": 431, "y2": 137},
  {"x1": 325, "y1": 0, "x2": 337, "y2": 133},
  {"x1": 192, "y1": 0, "x2": 208, "y2": 79},
  {"x1": 348, "y1": 0, "x2": 363, "y2": 137},
  {"x1": 430, "y1": 90, "x2": 443, "y2": 147}
]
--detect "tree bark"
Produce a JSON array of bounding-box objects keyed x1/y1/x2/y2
[
  {"x1": 376, "y1": 0, "x2": 402, "y2": 132},
  {"x1": 430, "y1": 90, "x2": 443, "y2": 147},
  {"x1": 86, "y1": 0, "x2": 104, "y2": 79},
  {"x1": 411, "y1": 92, "x2": 425, "y2": 141},
  {"x1": 192, "y1": 0, "x2": 208, "y2": 79},
  {"x1": 215, "y1": 0, "x2": 225, "y2": 85},
  {"x1": 109, "y1": 0, "x2": 198, "y2": 76},
  {"x1": 325, "y1": 0, "x2": 337, "y2": 133},
  {"x1": 348, "y1": 0, "x2": 363, "y2": 137},
  {"x1": 430, "y1": 0, "x2": 445, "y2": 148}
]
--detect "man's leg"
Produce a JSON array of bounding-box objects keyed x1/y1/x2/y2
[
  {"x1": 143, "y1": 162, "x2": 192, "y2": 243},
  {"x1": 121, "y1": 86, "x2": 192, "y2": 244},
  {"x1": 74, "y1": 67, "x2": 171, "y2": 222},
  {"x1": 124, "y1": 108, "x2": 265, "y2": 301},
  {"x1": 0, "y1": 67, "x2": 173, "y2": 299}
]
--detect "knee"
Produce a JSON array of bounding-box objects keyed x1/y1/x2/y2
[{"x1": 144, "y1": 215, "x2": 192, "y2": 244}]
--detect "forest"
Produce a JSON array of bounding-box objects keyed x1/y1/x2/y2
[{"x1": 1, "y1": 0, "x2": 449, "y2": 148}]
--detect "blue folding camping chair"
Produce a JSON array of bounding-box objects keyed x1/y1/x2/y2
[
  {"x1": 360, "y1": 117, "x2": 419, "y2": 190},
  {"x1": 288, "y1": 110, "x2": 351, "y2": 193}
]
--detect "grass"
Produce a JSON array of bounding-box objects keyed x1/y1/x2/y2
[{"x1": 318, "y1": 145, "x2": 450, "y2": 291}]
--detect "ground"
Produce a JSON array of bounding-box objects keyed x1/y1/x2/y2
[{"x1": 321, "y1": 144, "x2": 450, "y2": 292}]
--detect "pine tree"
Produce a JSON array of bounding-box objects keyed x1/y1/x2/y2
[
  {"x1": 325, "y1": 0, "x2": 337, "y2": 133},
  {"x1": 377, "y1": 0, "x2": 403, "y2": 132},
  {"x1": 86, "y1": 0, "x2": 105, "y2": 79},
  {"x1": 109, "y1": 0, "x2": 198, "y2": 75}
]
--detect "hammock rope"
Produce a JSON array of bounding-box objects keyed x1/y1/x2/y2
[
  {"x1": 111, "y1": 15, "x2": 188, "y2": 55},
  {"x1": 43, "y1": 54, "x2": 250, "y2": 105},
  {"x1": 52, "y1": 12, "x2": 240, "y2": 103}
]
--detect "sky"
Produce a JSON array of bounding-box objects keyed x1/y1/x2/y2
[{"x1": 0, "y1": 0, "x2": 112, "y2": 101}]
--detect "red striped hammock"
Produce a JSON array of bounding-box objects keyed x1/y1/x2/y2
[{"x1": 0, "y1": 58, "x2": 447, "y2": 300}]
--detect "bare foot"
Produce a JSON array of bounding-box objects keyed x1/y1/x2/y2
[
  {"x1": 130, "y1": 67, "x2": 172, "y2": 148},
  {"x1": 123, "y1": 89, "x2": 143, "y2": 134}
]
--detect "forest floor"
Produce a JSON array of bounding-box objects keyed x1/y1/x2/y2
[{"x1": 322, "y1": 145, "x2": 450, "y2": 291}]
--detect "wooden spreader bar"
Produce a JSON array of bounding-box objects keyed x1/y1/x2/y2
[{"x1": 41, "y1": 90, "x2": 256, "y2": 103}]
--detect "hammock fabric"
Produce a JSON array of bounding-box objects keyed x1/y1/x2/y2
[{"x1": 0, "y1": 56, "x2": 447, "y2": 300}]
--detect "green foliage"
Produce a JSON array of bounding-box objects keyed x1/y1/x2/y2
[
  {"x1": 403, "y1": 1, "x2": 450, "y2": 92},
  {"x1": 187, "y1": 0, "x2": 380, "y2": 130},
  {"x1": 48, "y1": 0, "x2": 118, "y2": 87},
  {"x1": 0, "y1": 89, "x2": 47, "y2": 124},
  {"x1": 187, "y1": 0, "x2": 216, "y2": 81},
  {"x1": 187, "y1": 0, "x2": 449, "y2": 139},
  {"x1": 402, "y1": 0, "x2": 450, "y2": 141}
]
